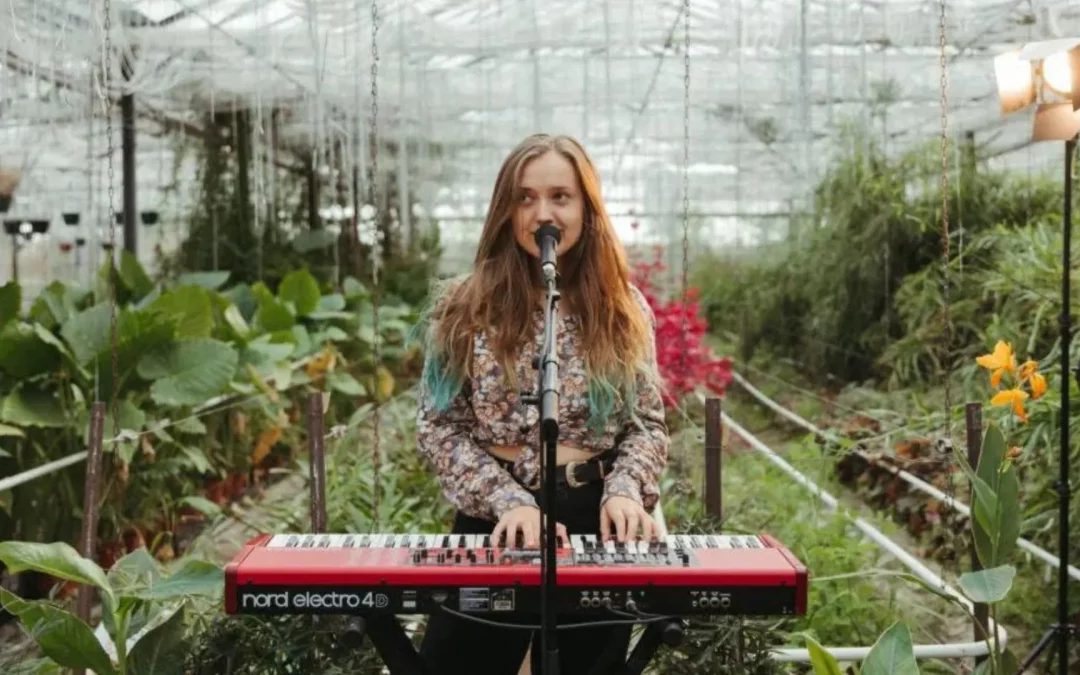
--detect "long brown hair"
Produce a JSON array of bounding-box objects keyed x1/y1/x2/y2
[{"x1": 418, "y1": 133, "x2": 657, "y2": 426}]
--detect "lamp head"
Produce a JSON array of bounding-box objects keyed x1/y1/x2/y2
[{"x1": 995, "y1": 38, "x2": 1080, "y2": 141}]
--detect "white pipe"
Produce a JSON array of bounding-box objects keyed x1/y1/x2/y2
[
  {"x1": 0, "y1": 357, "x2": 316, "y2": 493},
  {"x1": 0, "y1": 450, "x2": 88, "y2": 492},
  {"x1": 731, "y1": 371, "x2": 1080, "y2": 583},
  {"x1": 714, "y1": 406, "x2": 1008, "y2": 662}
]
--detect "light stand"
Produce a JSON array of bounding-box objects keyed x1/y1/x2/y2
[
  {"x1": 993, "y1": 39, "x2": 1080, "y2": 673},
  {"x1": 1020, "y1": 133, "x2": 1078, "y2": 675}
]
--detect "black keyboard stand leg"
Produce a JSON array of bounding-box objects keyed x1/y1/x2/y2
[
  {"x1": 345, "y1": 615, "x2": 429, "y2": 675},
  {"x1": 619, "y1": 618, "x2": 686, "y2": 675}
]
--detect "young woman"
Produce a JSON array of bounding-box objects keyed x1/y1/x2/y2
[{"x1": 413, "y1": 133, "x2": 670, "y2": 675}]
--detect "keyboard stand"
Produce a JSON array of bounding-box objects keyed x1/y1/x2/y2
[
  {"x1": 344, "y1": 614, "x2": 685, "y2": 675},
  {"x1": 619, "y1": 617, "x2": 686, "y2": 675},
  {"x1": 362, "y1": 616, "x2": 430, "y2": 674}
]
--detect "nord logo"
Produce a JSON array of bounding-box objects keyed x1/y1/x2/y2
[{"x1": 241, "y1": 591, "x2": 387, "y2": 610}]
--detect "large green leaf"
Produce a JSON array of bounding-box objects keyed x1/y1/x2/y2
[
  {"x1": 0, "y1": 321, "x2": 63, "y2": 378},
  {"x1": 996, "y1": 464, "x2": 1021, "y2": 564},
  {"x1": 959, "y1": 565, "x2": 1016, "y2": 603},
  {"x1": 28, "y1": 281, "x2": 89, "y2": 329},
  {"x1": 106, "y1": 548, "x2": 161, "y2": 591},
  {"x1": 148, "y1": 286, "x2": 214, "y2": 339},
  {"x1": 0, "y1": 588, "x2": 117, "y2": 675},
  {"x1": 328, "y1": 371, "x2": 367, "y2": 396},
  {"x1": 278, "y1": 268, "x2": 320, "y2": 316},
  {"x1": 60, "y1": 304, "x2": 175, "y2": 396},
  {"x1": 136, "y1": 339, "x2": 239, "y2": 407},
  {"x1": 0, "y1": 280, "x2": 20, "y2": 330},
  {"x1": 0, "y1": 385, "x2": 70, "y2": 428},
  {"x1": 124, "y1": 559, "x2": 223, "y2": 601},
  {"x1": 254, "y1": 295, "x2": 294, "y2": 332},
  {"x1": 175, "y1": 271, "x2": 230, "y2": 290},
  {"x1": 861, "y1": 622, "x2": 919, "y2": 675},
  {"x1": 805, "y1": 635, "x2": 843, "y2": 675},
  {"x1": 976, "y1": 425, "x2": 1006, "y2": 494},
  {"x1": 0, "y1": 542, "x2": 114, "y2": 607},
  {"x1": 127, "y1": 604, "x2": 187, "y2": 675},
  {"x1": 118, "y1": 250, "x2": 154, "y2": 301}
]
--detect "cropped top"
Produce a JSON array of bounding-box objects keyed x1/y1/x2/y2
[{"x1": 414, "y1": 283, "x2": 670, "y2": 522}]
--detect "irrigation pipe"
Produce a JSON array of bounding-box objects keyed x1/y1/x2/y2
[
  {"x1": 730, "y1": 370, "x2": 1080, "y2": 583},
  {"x1": 0, "y1": 354, "x2": 319, "y2": 493},
  {"x1": 716, "y1": 408, "x2": 1008, "y2": 663}
]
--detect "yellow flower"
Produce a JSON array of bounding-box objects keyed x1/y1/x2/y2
[
  {"x1": 1028, "y1": 372, "x2": 1047, "y2": 399},
  {"x1": 990, "y1": 387, "x2": 1029, "y2": 423},
  {"x1": 1018, "y1": 359, "x2": 1037, "y2": 380},
  {"x1": 976, "y1": 341, "x2": 1016, "y2": 388}
]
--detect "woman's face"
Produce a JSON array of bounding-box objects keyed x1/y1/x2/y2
[{"x1": 512, "y1": 150, "x2": 585, "y2": 260}]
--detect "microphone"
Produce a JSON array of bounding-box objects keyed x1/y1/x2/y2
[{"x1": 534, "y1": 222, "x2": 561, "y2": 285}]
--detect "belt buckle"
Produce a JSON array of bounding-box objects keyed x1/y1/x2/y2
[
  {"x1": 565, "y1": 459, "x2": 602, "y2": 488},
  {"x1": 564, "y1": 460, "x2": 585, "y2": 488}
]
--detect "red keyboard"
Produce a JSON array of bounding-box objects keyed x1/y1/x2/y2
[{"x1": 225, "y1": 533, "x2": 807, "y2": 618}]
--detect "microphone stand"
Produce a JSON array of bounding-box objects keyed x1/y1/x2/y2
[{"x1": 522, "y1": 277, "x2": 562, "y2": 675}]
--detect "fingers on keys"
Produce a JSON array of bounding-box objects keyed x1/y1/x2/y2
[
  {"x1": 491, "y1": 513, "x2": 569, "y2": 548},
  {"x1": 601, "y1": 510, "x2": 658, "y2": 543}
]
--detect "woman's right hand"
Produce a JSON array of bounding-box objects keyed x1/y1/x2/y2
[{"x1": 491, "y1": 505, "x2": 568, "y2": 548}]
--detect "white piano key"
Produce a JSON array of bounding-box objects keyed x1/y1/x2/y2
[
  {"x1": 571, "y1": 534, "x2": 585, "y2": 553},
  {"x1": 464, "y1": 535, "x2": 480, "y2": 549},
  {"x1": 705, "y1": 535, "x2": 726, "y2": 549},
  {"x1": 604, "y1": 540, "x2": 616, "y2": 555}
]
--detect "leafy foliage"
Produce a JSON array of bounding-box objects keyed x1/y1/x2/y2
[
  {"x1": 0, "y1": 542, "x2": 221, "y2": 675},
  {"x1": 697, "y1": 130, "x2": 1064, "y2": 384},
  {"x1": 0, "y1": 259, "x2": 418, "y2": 600}
]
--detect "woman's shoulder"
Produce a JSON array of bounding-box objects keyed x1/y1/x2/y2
[{"x1": 626, "y1": 283, "x2": 655, "y2": 323}]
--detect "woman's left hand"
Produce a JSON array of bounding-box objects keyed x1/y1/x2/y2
[{"x1": 601, "y1": 496, "x2": 656, "y2": 543}]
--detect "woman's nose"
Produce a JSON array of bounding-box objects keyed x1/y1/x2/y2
[{"x1": 534, "y1": 199, "x2": 554, "y2": 222}]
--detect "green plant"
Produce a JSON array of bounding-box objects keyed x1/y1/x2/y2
[
  {"x1": 804, "y1": 421, "x2": 1022, "y2": 675},
  {"x1": 0, "y1": 541, "x2": 222, "y2": 675},
  {"x1": 805, "y1": 622, "x2": 919, "y2": 675}
]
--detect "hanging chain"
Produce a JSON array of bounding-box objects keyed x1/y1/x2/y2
[
  {"x1": 104, "y1": 0, "x2": 120, "y2": 439},
  {"x1": 368, "y1": 0, "x2": 382, "y2": 529},
  {"x1": 938, "y1": 0, "x2": 960, "y2": 571},
  {"x1": 680, "y1": 0, "x2": 690, "y2": 380},
  {"x1": 938, "y1": 0, "x2": 952, "y2": 439}
]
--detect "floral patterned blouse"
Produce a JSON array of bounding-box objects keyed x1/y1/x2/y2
[{"x1": 415, "y1": 283, "x2": 669, "y2": 522}]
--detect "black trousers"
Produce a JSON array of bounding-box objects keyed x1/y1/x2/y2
[{"x1": 418, "y1": 468, "x2": 632, "y2": 675}]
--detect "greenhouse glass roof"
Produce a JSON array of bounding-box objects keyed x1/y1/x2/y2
[{"x1": 1, "y1": 0, "x2": 1078, "y2": 277}]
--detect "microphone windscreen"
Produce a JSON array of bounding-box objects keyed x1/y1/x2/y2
[{"x1": 534, "y1": 222, "x2": 561, "y2": 246}]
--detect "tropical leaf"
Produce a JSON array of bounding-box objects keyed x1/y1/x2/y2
[{"x1": 137, "y1": 339, "x2": 239, "y2": 407}]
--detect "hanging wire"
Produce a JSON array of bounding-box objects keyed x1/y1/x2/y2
[
  {"x1": 368, "y1": 0, "x2": 382, "y2": 529},
  {"x1": 680, "y1": 0, "x2": 690, "y2": 387}
]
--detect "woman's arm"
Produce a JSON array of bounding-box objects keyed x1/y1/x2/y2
[
  {"x1": 416, "y1": 359, "x2": 538, "y2": 521},
  {"x1": 601, "y1": 285, "x2": 670, "y2": 513}
]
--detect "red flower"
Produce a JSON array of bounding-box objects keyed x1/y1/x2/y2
[{"x1": 630, "y1": 247, "x2": 732, "y2": 408}]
